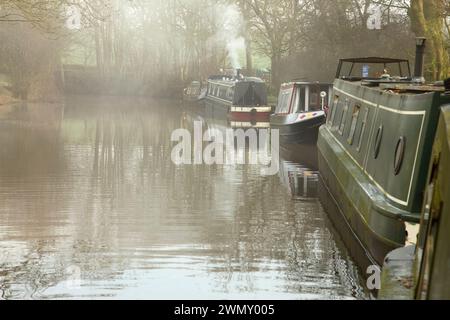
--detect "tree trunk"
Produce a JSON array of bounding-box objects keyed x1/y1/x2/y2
[
  {"x1": 271, "y1": 53, "x2": 281, "y2": 90},
  {"x1": 410, "y1": 0, "x2": 449, "y2": 80},
  {"x1": 27, "y1": 52, "x2": 62, "y2": 102}
]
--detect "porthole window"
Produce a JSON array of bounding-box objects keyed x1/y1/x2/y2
[
  {"x1": 373, "y1": 125, "x2": 383, "y2": 159},
  {"x1": 394, "y1": 136, "x2": 406, "y2": 175}
]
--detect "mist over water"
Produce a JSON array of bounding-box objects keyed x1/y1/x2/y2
[
  {"x1": 1, "y1": 0, "x2": 444, "y2": 302},
  {"x1": 0, "y1": 98, "x2": 367, "y2": 299}
]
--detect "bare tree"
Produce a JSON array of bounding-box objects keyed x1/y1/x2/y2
[
  {"x1": 243, "y1": 0, "x2": 310, "y2": 89},
  {"x1": 410, "y1": 0, "x2": 449, "y2": 80}
]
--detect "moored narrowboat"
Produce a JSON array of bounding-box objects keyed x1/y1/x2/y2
[
  {"x1": 379, "y1": 99, "x2": 450, "y2": 299},
  {"x1": 270, "y1": 81, "x2": 332, "y2": 144},
  {"x1": 205, "y1": 71, "x2": 272, "y2": 121},
  {"x1": 183, "y1": 81, "x2": 206, "y2": 103},
  {"x1": 317, "y1": 39, "x2": 450, "y2": 269}
]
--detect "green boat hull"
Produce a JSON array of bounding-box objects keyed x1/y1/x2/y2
[
  {"x1": 379, "y1": 105, "x2": 450, "y2": 299},
  {"x1": 318, "y1": 79, "x2": 447, "y2": 267}
]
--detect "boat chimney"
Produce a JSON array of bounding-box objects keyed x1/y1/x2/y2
[
  {"x1": 444, "y1": 78, "x2": 450, "y2": 92},
  {"x1": 414, "y1": 37, "x2": 426, "y2": 83},
  {"x1": 236, "y1": 69, "x2": 242, "y2": 80}
]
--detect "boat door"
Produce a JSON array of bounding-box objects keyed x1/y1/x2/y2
[{"x1": 305, "y1": 84, "x2": 330, "y2": 111}]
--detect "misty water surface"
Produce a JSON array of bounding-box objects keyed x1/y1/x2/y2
[{"x1": 0, "y1": 97, "x2": 367, "y2": 299}]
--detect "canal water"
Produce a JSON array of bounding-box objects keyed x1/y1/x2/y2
[{"x1": 0, "y1": 97, "x2": 367, "y2": 299}]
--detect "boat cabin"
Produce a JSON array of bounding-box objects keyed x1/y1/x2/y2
[
  {"x1": 336, "y1": 57, "x2": 411, "y2": 82},
  {"x1": 184, "y1": 81, "x2": 202, "y2": 96},
  {"x1": 206, "y1": 76, "x2": 268, "y2": 107},
  {"x1": 275, "y1": 82, "x2": 333, "y2": 115}
]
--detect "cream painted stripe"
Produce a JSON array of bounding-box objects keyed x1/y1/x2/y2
[
  {"x1": 323, "y1": 126, "x2": 409, "y2": 206},
  {"x1": 378, "y1": 104, "x2": 426, "y2": 116},
  {"x1": 407, "y1": 114, "x2": 426, "y2": 204},
  {"x1": 206, "y1": 95, "x2": 232, "y2": 105},
  {"x1": 334, "y1": 87, "x2": 377, "y2": 107},
  {"x1": 334, "y1": 87, "x2": 426, "y2": 115},
  {"x1": 208, "y1": 81, "x2": 234, "y2": 88},
  {"x1": 331, "y1": 87, "x2": 428, "y2": 207}
]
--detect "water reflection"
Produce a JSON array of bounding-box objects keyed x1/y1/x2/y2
[
  {"x1": 279, "y1": 146, "x2": 319, "y2": 201},
  {"x1": 0, "y1": 97, "x2": 367, "y2": 299}
]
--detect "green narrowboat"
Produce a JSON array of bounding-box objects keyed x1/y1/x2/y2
[
  {"x1": 205, "y1": 70, "x2": 271, "y2": 122},
  {"x1": 317, "y1": 40, "x2": 450, "y2": 268},
  {"x1": 379, "y1": 102, "x2": 450, "y2": 299}
]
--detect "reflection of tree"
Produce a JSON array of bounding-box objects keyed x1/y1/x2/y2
[
  {"x1": 0, "y1": 104, "x2": 65, "y2": 176},
  {"x1": 0, "y1": 97, "x2": 366, "y2": 299}
]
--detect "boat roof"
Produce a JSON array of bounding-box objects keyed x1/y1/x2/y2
[
  {"x1": 281, "y1": 81, "x2": 333, "y2": 87},
  {"x1": 281, "y1": 81, "x2": 333, "y2": 89},
  {"x1": 339, "y1": 57, "x2": 409, "y2": 64},
  {"x1": 341, "y1": 79, "x2": 448, "y2": 95},
  {"x1": 208, "y1": 76, "x2": 265, "y2": 85}
]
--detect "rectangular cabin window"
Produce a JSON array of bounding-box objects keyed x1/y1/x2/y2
[
  {"x1": 328, "y1": 95, "x2": 339, "y2": 127},
  {"x1": 338, "y1": 99, "x2": 349, "y2": 136},
  {"x1": 357, "y1": 107, "x2": 369, "y2": 152},
  {"x1": 301, "y1": 87, "x2": 307, "y2": 112},
  {"x1": 291, "y1": 87, "x2": 301, "y2": 113},
  {"x1": 227, "y1": 87, "x2": 234, "y2": 100},
  {"x1": 347, "y1": 105, "x2": 361, "y2": 145},
  {"x1": 276, "y1": 89, "x2": 292, "y2": 114},
  {"x1": 309, "y1": 87, "x2": 320, "y2": 111},
  {"x1": 220, "y1": 87, "x2": 226, "y2": 99},
  {"x1": 311, "y1": 93, "x2": 319, "y2": 110}
]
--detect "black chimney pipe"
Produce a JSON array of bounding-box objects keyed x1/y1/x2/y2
[
  {"x1": 444, "y1": 78, "x2": 450, "y2": 91},
  {"x1": 414, "y1": 37, "x2": 426, "y2": 79},
  {"x1": 236, "y1": 69, "x2": 241, "y2": 80}
]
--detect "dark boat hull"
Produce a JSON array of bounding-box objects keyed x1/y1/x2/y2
[
  {"x1": 270, "y1": 113, "x2": 325, "y2": 145},
  {"x1": 317, "y1": 78, "x2": 445, "y2": 268},
  {"x1": 317, "y1": 147, "x2": 398, "y2": 269}
]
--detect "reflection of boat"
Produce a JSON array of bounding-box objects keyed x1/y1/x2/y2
[
  {"x1": 288, "y1": 170, "x2": 319, "y2": 201},
  {"x1": 317, "y1": 39, "x2": 450, "y2": 269},
  {"x1": 229, "y1": 121, "x2": 270, "y2": 129},
  {"x1": 280, "y1": 144, "x2": 318, "y2": 171},
  {"x1": 205, "y1": 70, "x2": 272, "y2": 121},
  {"x1": 379, "y1": 104, "x2": 450, "y2": 300},
  {"x1": 183, "y1": 81, "x2": 207, "y2": 103},
  {"x1": 270, "y1": 82, "x2": 332, "y2": 145},
  {"x1": 279, "y1": 144, "x2": 319, "y2": 201},
  {"x1": 279, "y1": 155, "x2": 319, "y2": 201}
]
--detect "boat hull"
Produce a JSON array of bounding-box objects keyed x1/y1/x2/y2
[
  {"x1": 205, "y1": 97, "x2": 271, "y2": 122},
  {"x1": 316, "y1": 76, "x2": 446, "y2": 268},
  {"x1": 229, "y1": 111, "x2": 271, "y2": 122},
  {"x1": 270, "y1": 113, "x2": 325, "y2": 145},
  {"x1": 317, "y1": 132, "x2": 404, "y2": 268}
]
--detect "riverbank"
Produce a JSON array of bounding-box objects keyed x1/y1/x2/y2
[{"x1": 0, "y1": 87, "x2": 18, "y2": 107}]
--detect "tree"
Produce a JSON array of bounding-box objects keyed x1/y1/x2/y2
[
  {"x1": 0, "y1": 1, "x2": 72, "y2": 101},
  {"x1": 409, "y1": 0, "x2": 449, "y2": 80},
  {"x1": 243, "y1": 0, "x2": 309, "y2": 89}
]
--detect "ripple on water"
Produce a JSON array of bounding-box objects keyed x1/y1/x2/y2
[{"x1": 0, "y1": 98, "x2": 367, "y2": 300}]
